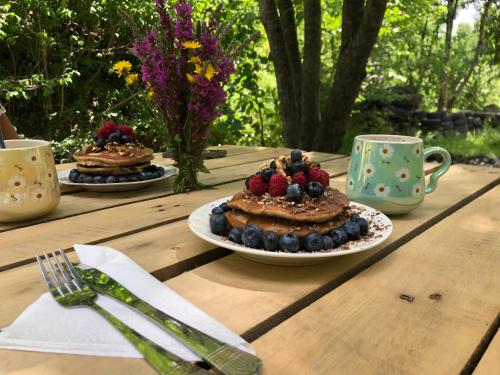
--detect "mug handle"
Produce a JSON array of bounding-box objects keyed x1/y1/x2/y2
[{"x1": 423, "y1": 147, "x2": 452, "y2": 194}]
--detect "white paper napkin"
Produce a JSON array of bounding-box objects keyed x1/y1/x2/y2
[{"x1": 0, "y1": 244, "x2": 254, "y2": 360}]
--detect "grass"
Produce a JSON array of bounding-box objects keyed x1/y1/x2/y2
[{"x1": 421, "y1": 124, "x2": 500, "y2": 160}]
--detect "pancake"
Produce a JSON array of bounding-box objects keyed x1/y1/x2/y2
[
  {"x1": 76, "y1": 162, "x2": 151, "y2": 175},
  {"x1": 228, "y1": 187, "x2": 350, "y2": 223},
  {"x1": 225, "y1": 209, "x2": 350, "y2": 238},
  {"x1": 74, "y1": 143, "x2": 154, "y2": 167}
]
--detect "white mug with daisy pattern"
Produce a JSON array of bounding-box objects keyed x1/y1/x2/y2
[
  {"x1": 346, "y1": 135, "x2": 451, "y2": 214},
  {"x1": 0, "y1": 140, "x2": 60, "y2": 222}
]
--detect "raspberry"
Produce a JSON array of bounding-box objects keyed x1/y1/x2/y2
[
  {"x1": 118, "y1": 125, "x2": 137, "y2": 141},
  {"x1": 268, "y1": 173, "x2": 288, "y2": 197},
  {"x1": 97, "y1": 120, "x2": 118, "y2": 139},
  {"x1": 308, "y1": 167, "x2": 321, "y2": 183},
  {"x1": 292, "y1": 171, "x2": 307, "y2": 187},
  {"x1": 319, "y1": 170, "x2": 330, "y2": 186},
  {"x1": 248, "y1": 175, "x2": 267, "y2": 196}
]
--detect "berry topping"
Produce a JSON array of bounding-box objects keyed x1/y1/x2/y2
[
  {"x1": 319, "y1": 170, "x2": 330, "y2": 187},
  {"x1": 291, "y1": 171, "x2": 307, "y2": 187},
  {"x1": 354, "y1": 217, "x2": 369, "y2": 235},
  {"x1": 121, "y1": 134, "x2": 133, "y2": 144},
  {"x1": 344, "y1": 221, "x2": 361, "y2": 241},
  {"x1": 108, "y1": 131, "x2": 122, "y2": 142},
  {"x1": 118, "y1": 125, "x2": 136, "y2": 139},
  {"x1": 331, "y1": 227, "x2": 348, "y2": 245},
  {"x1": 69, "y1": 169, "x2": 80, "y2": 183},
  {"x1": 96, "y1": 138, "x2": 107, "y2": 149},
  {"x1": 241, "y1": 224, "x2": 264, "y2": 248},
  {"x1": 105, "y1": 175, "x2": 117, "y2": 183},
  {"x1": 263, "y1": 231, "x2": 279, "y2": 251},
  {"x1": 286, "y1": 183, "x2": 303, "y2": 203},
  {"x1": 279, "y1": 234, "x2": 300, "y2": 253},
  {"x1": 93, "y1": 175, "x2": 105, "y2": 184},
  {"x1": 260, "y1": 167, "x2": 276, "y2": 182},
  {"x1": 209, "y1": 214, "x2": 228, "y2": 235},
  {"x1": 211, "y1": 206, "x2": 225, "y2": 215},
  {"x1": 305, "y1": 181, "x2": 324, "y2": 198},
  {"x1": 304, "y1": 232, "x2": 323, "y2": 252},
  {"x1": 97, "y1": 120, "x2": 118, "y2": 139},
  {"x1": 291, "y1": 149, "x2": 302, "y2": 163},
  {"x1": 228, "y1": 228, "x2": 243, "y2": 244},
  {"x1": 290, "y1": 161, "x2": 308, "y2": 175},
  {"x1": 308, "y1": 167, "x2": 321, "y2": 182},
  {"x1": 322, "y1": 235, "x2": 334, "y2": 250},
  {"x1": 219, "y1": 202, "x2": 230, "y2": 212},
  {"x1": 248, "y1": 175, "x2": 267, "y2": 196},
  {"x1": 270, "y1": 160, "x2": 277, "y2": 170},
  {"x1": 268, "y1": 174, "x2": 288, "y2": 197}
]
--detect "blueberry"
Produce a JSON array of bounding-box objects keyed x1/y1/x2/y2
[
  {"x1": 77, "y1": 173, "x2": 87, "y2": 183},
  {"x1": 260, "y1": 168, "x2": 275, "y2": 182},
  {"x1": 211, "y1": 206, "x2": 225, "y2": 215},
  {"x1": 156, "y1": 166, "x2": 165, "y2": 176},
  {"x1": 355, "y1": 217, "x2": 369, "y2": 236},
  {"x1": 152, "y1": 171, "x2": 162, "y2": 179},
  {"x1": 241, "y1": 225, "x2": 263, "y2": 248},
  {"x1": 329, "y1": 231, "x2": 340, "y2": 247},
  {"x1": 344, "y1": 221, "x2": 361, "y2": 241},
  {"x1": 322, "y1": 235, "x2": 334, "y2": 250},
  {"x1": 93, "y1": 175, "x2": 105, "y2": 184},
  {"x1": 270, "y1": 160, "x2": 277, "y2": 170},
  {"x1": 304, "y1": 232, "x2": 323, "y2": 252},
  {"x1": 69, "y1": 169, "x2": 80, "y2": 182},
  {"x1": 121, "y1": 134, "x2": 133, "y2": 144},
  {"x1": 139, "y1": 171, "x2": 148, "y2": 181},
  {"x1": 106, "y1": 175, "x2": 117, "y2": 183},
  {"x1": 108, "y1": 131, "x2": 121, "y2": 142},
  {"x1": 305, "y1": 181, "x2": 324, "y2": 198},
  {"x1": 286, "y1": 183, "x2": 303, "y2": 203},
  {"x1": 228, "y1": 228, "x2": 243, "y2": 244},
  {"x1": 279, "y1": 234, "x2": 301, "y2": 253},
  {"x1": 350, "y1": 213, "x2": 361, "y2": 222},
  {"x1": 209, "y1": 214, "x2": 228, "y2": 235},
  {"x1": 83, "y1": 175, "x2": 94, "y2": 184},
  {"x1": 96, "y1": 138, "x2": 107, "y2": 149},
  {"x1": 219, "y1": 202, "x2": 230, "y2": 212},
  {"x1": 291, "y1": 149, "x2": 302, "y2": 163},
  {"x1": 118, "y1": 176, "x2": 129, "y2": 183},
  {"x1": 290, "y1": 161, "x2": 308, "y2": 175},
  {"x1": 331, "y1": 227, "x2": 348, "y2": 245},
  {"x1": 92, "y1": 132, "x2": 98, "y2": 142},
  {"x1": 263, "y1": 231, "x2": 279, "y2": 251},
  {"x1": 129, "y1": 176, "x2": 140, "y2": 182}
]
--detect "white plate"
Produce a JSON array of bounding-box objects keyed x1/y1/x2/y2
[
  {"x1": 188, "y1": 196, "x2": 393, "y2": 266},
  {"x1": 57, "y1": 165, "x2": 177, "y2": 192}
]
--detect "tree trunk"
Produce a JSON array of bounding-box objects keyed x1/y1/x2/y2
[
  {"x1": 437, "y1": 0, "x2": 458, "y2": 111},
  {"x1": 448, "y1": 0, "x2": 493, "y2": 110},
  {"x1": 300, "y1": 0, "x2": 322, "y2": 150},
  {"x1": 315, "y1": 0, "x2": 388, "y2": 152},
  {"x1": 259, "y1": 0, "x2": 300, "y2": 146}
]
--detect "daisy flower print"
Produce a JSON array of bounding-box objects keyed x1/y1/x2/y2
[
  {"x1": 413, "y1": 144, "x2": 422, "y2": 157},
  {"x1": 26, "y1": 151, "x2": 40, "y2": 164},
  {"x1": 379, "y1": 144, "x2": 394, "y2": 159},
  {"x1": 8, "y1": 176, "x2": 27, "y2": 190},
  {"x1": 395, "y1": 167, "x2": 410, "y2": 182},
  {"x1": 363, "y1": 163, "x2": 376, "y2": 178},
  {"x1": 374, "y1": 183, "x2": 391, "y2": 197},
  {"x1": 412, "y1": 183, "x2": 423, "y2": 197}
]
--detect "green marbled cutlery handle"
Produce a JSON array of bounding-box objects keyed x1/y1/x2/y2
[{"x1": 77, "y1": 267, "x2": 261, "y2": 375}]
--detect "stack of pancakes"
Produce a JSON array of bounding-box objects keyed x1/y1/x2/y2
[
  {"x1": 225, "y1": 187, "x2": 350, "y2": 238},
  {"x1": 73, "y1": 143, "x2": 154, "y2": 176}
]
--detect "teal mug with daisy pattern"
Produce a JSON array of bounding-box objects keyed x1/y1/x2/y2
[
  {"x1": 0, "y1": 140, "x2": 60, "y2": 222},
  {"x1": 346, "y1": 135, "x2": 451, "y2": 214}
]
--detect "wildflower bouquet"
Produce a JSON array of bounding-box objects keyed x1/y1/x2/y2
[{"x1": 132, "y1": 0, "x2": 234, "y2": 192}]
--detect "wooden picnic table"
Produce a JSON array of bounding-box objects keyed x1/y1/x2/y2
[{"x1": 0, "y1": 145, "x2": 498, "y2": 375}]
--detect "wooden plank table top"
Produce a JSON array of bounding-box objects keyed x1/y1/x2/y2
[{"x1": 0, "y1": 145, "x2": 498, "y2": 375}]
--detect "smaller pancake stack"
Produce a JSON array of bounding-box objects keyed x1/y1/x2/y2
[
  {"x1": 73, "y1": 121, "x2": 154, "y2": 176},
  {"x1": 226, "y1": 150, "x2": 350, "y2": 239}
]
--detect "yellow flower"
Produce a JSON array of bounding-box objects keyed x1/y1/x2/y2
[
  {"x1": 182, "y1": 40, "x2": 201, "y2": 49},
  {"x1": 113, "y1": 60, "x2": 132, "y2": 77},
  {"x1": 194, "y1": 64, "x2": 203, "y2": 75},
  {"x1": 205, "y1": 64, "x2": 216, "y2": 81},
  {"x1": 125, "y1": 73, "x2": 139, "y2": 86},
  {"x1": 147, "y1": 90, "x2": 154, "y2": 100},
  {"x1": 186, "y1": 73, "x2": 195, "y2": 83},
  {"x1": 189, "y1": 56, "x2": 201, "y2": 64}
]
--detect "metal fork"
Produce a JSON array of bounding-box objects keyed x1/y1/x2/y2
[{"x1": 36, "y1": 250, "x2": 211, "y2": 375}]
